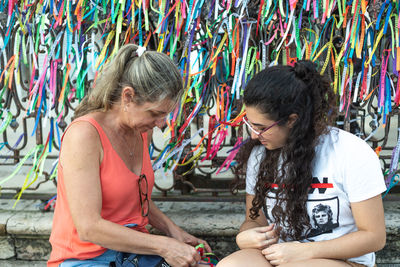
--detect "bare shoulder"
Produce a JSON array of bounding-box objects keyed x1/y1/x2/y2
[
  {"x1": 62, "y1": 120, "x2": 101, "y2": 147},
  {"x1": 60, "y1": 119, "x2": 102, "y2": 164}
]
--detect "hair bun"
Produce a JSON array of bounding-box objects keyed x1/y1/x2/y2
[{"x1": 293, "y1": 60, "x2": 318, "y2": 80}]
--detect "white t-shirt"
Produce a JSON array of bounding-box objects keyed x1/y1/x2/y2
[{"x1": 246, "y1": 127, "x2": 387, "y2": 267}]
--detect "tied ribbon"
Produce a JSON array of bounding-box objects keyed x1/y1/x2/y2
[
  {"x1": 0, "y1": 0, "x2": 399, "y2": 200},
  {"x1": 136, "y1": 45, "x2": 146, "y2": 56}
]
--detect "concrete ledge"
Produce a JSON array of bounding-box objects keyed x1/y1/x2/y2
[
  {"x1": 0, "y1": 199, "x2": 399, "y2": 265},
  {"x1": 153, "y1": 202, "x2": 244, "y2": 236},
  {"x1": 0, "y1": 260, "x2": 47, "y2": 267},
  {"x1": 7, "y1": 212, "x2": 53, "y2": 236},
  {"x1": 377, "y1": 201, "x2": 400, "y2": 264}
]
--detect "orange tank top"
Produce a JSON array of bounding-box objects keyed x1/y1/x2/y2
[{"x1": 48, "y1": 117, "x2": 154, "y2": 267}]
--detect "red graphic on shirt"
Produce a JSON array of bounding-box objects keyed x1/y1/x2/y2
[{"x1": 265, "y1": 177, "x2": 333, "y2": 194}]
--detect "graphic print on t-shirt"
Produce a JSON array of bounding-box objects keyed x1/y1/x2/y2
[{"x1": 307, "y1": 196, "x2": 339, "y2": 238}]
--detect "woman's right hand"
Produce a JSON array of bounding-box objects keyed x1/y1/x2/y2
[
  {"x1": 161, "y1": 237, "x2": 201, "y2": 267},
  {"x1": 236, "y1": 224, "x2": 278, "y2": 250}
]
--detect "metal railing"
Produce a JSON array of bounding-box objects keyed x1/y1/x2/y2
[{"x1": 0, "y1": 1, "x2": 399, "y2": 201}]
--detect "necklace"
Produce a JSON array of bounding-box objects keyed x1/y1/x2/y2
[{"x1": 121, "y1": 133, "x2": 135, "y2": 157}]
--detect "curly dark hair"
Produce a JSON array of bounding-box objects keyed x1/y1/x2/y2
[{"x1": 237, "y1": 60, "x2": 337, "y2": 241}]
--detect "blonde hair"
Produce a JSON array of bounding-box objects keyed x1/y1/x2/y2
[{"x1": 74, "y1": 44, "x2": 183, "y2": 118}]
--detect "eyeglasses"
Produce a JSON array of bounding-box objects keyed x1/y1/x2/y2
[
  {"x1": 138, "y1": 174, "x2": 149, "y2": 217},
  {"x1": 242, "y1": 115, "x2": 281, "y2": 138}
]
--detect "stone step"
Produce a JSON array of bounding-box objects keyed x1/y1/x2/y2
[
  {"x1": 0, "y1": 260, "x2": 47, "y2": 267},
  {"x1": 0, "y1": 199, "x2": 399, "y2": 265}
]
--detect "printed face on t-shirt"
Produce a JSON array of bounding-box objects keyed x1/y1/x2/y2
[{"x1": 314, "y1": 211, "x2": 329, "y2": 225}]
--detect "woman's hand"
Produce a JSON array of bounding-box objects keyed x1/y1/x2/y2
[
  {"x1": 168, "y1": 225, "x2": 212, "y2": 253},
  {"x1": 262, "y1": 241, "x2": 312, "y2": 266},
  {"x1": 161, "y1": 237, "x2": 201, "y2": 267},
  {"x1": 236, "y1": 225, "x2": 278, "y2": 250}
]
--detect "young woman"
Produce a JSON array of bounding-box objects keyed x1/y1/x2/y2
[
  {"x1": 217, "y1": 61, "x2": 386, "y2": 267},
  {"x1": 48, "y1": 44, "x2": 211, "y2": 267}
]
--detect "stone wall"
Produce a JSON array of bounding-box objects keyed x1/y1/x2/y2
[{"x1": 0, "y1": 200, "x2": 399, "y2": 266}]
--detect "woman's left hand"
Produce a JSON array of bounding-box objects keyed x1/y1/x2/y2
[
  {"x1": 169, "y1": 226, "x2": 212, "y2": 253},
  {"x1": 262, "y1": 241, "x2": 312, "y2": 266}
]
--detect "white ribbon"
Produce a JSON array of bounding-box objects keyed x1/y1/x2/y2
[{"x1": 136, "y1": 46, "x2": 146, "y2": 57}]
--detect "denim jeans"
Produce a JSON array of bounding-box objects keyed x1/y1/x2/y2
[{"x1": 59, "y1": 249, "x2": 118, "y2": 266}]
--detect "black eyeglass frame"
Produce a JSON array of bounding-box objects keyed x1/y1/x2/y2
[{"x1": 138, "y1": 174, "x2": 149, "y2": 217}]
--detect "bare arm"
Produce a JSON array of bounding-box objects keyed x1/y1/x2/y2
[
  {"x1": 263, "y1": 195, "x2": 386, "y2": 264},
  {"x1": 61, "y1": 122, "x2": 200, "y2": 265},
  {"x1": 239, "y1": 194, "x2": 269, "y2": 232},
  {"x1": 148, "y1": 200, "x2": 176, "y2": 235},
  {"x1": 236, "y1": 194, "x2": 277, "y2": 249}
]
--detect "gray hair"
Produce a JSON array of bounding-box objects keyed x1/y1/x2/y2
[{"x1": 75, "y1": 44, "x2": 183, "y2": 118}]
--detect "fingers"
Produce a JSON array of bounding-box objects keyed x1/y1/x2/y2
[
  {"x1": 182, "y1": 246, "x2": 200, "y2": 267},
  {"x1": 261, "y1": 237, "x2": 279, "y2": 248},
  {"x1": 192, "y1": 246, "x2": 201, "y2": 262},
  {"x1": 263, "y1": 250, "x2": 282, "y2": 267},
  {"x1": 262, "y1": 243, "x2": 277, "y2": 255},
  {"x1": 253, "y1": 236, "x2": 278, "y2": 250},
  {"x1": 245, "y1": 226, "x2": 277, "y2": 249},
  {"x1": 184, "y1": 235, "x2": 199, "y2": 246},
  {"x1": 262, "y1": 248, "x2": 275, "y2": 261},
  {"x1": 262, "y1": 245, "x2": 286, "y2": 267},
  {"x1": 198, "y1": 239, "x2": 212, "y2": 253},
  {"x1": 268, "y1": 259, "x2": 281, "y2": 266},
  {"x1": 258, "y1": 225, "x2": 277, "y2": 247},
  {"x1": 164, "y1": 241, "x2": 202, "y2": 267},
  {"x1": 257, "y1": 224, "x2": 274, "y2": 233},
  {"x1": 257, "y1": 224, "x2": 277, "y2": 241},
  {"x1": 263, "y1": 230, "x2": 276, "y2": 240},
  {"x1": 181, "y1": 246, "x2": 200, "y2": 267}
]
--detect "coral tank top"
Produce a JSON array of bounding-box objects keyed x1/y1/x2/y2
[{"x1": 48, "y1": 117, "x2": 154, "y2": 267}]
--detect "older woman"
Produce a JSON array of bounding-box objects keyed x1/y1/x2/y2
[{"x1": 48, "y1": 44, "x2": 210, "y2": 267}]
